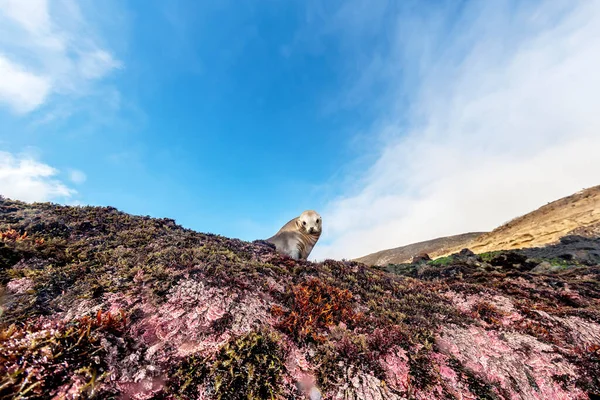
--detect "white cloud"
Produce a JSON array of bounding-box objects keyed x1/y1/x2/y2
[
  {"x1": 0, "y1": 0, "x2": 121, "y2": 114},
  {"x1": 0, "y1": 0, "x2": 50, "y2": 33},
  {"x1": 0, "y1": 56, "x2": 51, "y2": 113},
  {"x1": 311, "y1": 1, "x2": 600, "y2": 261},
  {"x1": 0, "y1": 151, "x2": 76, "y2": 202},
  {"x1": 68, "y1": 169, "x2": 86, "y2": 184}
]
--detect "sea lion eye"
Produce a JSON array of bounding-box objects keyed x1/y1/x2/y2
[
  {"x1": 302, "y1": 221, "x2": 306, "y2": 226},
  {"x1": 316, "y1": 219, "x2": 320, "y2": 224}
]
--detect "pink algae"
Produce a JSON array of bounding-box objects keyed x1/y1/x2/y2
[
  {"x1": 437, "y1": 325, "x2": 589, "y2": 400},
  {"x1": 6, "y1": 277, "x2": 34, "y2": 294},
  {"x1": 382, "y1": 346, "x2": 410, "y2": 391}
]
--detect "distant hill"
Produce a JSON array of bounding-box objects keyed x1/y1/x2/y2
[
  {"x1": 355, "y1": 185, "x2": 600, "y2": 266},
  {"x1": 353, "y1": 232, "x2": 485, "y2": 266},
  {"x1": 437, "y1": 184, "x2": 600, "y2": 257}
]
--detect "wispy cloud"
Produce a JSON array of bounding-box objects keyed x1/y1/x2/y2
[
  {"x1": 0, "y1": 151, "x2": 75, "y2": 203},
  {"x1": 68, "y1": 169, "x2": 86, "y2": 184},
  {"x1": 0, "y1": 0, "x2": 122, "y2": 115},
  {"x1": 311, "y1": 0, "x2": 600, "y2": 261}
]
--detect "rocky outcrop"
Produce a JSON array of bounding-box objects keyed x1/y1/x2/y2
[
  {"x1": 1, "y1": 197, "x2": 599, "y2": 399},
  {"x1": 411, "y1": 252, "x2": 431, "y2": 264}
]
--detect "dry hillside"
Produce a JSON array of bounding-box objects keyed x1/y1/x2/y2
[
  {"x1": 354, "y1": 232, "x2": 485, "y2": 266},
  {"x1": 356, "y1": 185, "x2": 600, "y2": 266},
  {"x1": 437, "y1": 185, "x2": 600, "y2": 257}
]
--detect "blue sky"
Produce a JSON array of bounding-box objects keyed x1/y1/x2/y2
[
  {"x1": 1, "y1": 0, "x2": 600, "y2": 260},
  {"x1": 1, "y1": 0, "x2": 379, "y2": 236}
]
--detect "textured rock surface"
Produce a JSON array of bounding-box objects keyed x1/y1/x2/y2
[{"x1": 1, "y1": 197, "x2": 599, "y2": 399}]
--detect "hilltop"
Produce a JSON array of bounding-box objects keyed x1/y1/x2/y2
[
  {"x1": 354, "y1": 232, "x2": 485, "y2": 266},
  {"x1": 1, "y1": 197, "x2": 599, "y2": 399},
  {"x1": 453, "y1": 185, "x2": 600, "y2": 256},
  {"x1": 356, "y1": 185, "x2": 600, "y2": 266}
]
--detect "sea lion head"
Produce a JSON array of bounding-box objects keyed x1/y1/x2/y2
[{"x1": 298, "y1": 210, "x2": 322, "y2": 235}]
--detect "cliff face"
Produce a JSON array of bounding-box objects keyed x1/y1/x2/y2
[{"x1": 1, "y1": 197, "x2": 599, "y2": 400}]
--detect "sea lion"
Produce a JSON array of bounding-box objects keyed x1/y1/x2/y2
[{"x1": 266, "y1": 210, "x2": 322, "y2": 260}]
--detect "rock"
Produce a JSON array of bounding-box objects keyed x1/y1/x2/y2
[
  {"x1": 489, "y1": 252, "x2": 532, "y2": 270},
  {"x1": 448, "y1": 248, "x2": 480, "y2": 266},
  {"x1": 521, "y1": 236, "x2": 600, "y2": 265},
  {"x1": 531, "y1": 261, "x2": 564, "y2": 274},
  {"x1": 309, "y1": 386, "x2": 322, "y2": 400},
  {"x1": 560, "y1": 235, "x2": 586, "y2": 245},
  {"x1": 2, "y1": 197, "x2": 600, "y2": 399},
  {"x1": 411, "y1": 252, "x2": 431, "y2": 263},
  {"x1": 458, "y1": 248, "x2": 475, "y2": 257}
]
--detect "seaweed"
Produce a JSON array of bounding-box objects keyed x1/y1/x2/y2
[{"x1": 0, "y1": 310, "x2": 126, "y2": 399}]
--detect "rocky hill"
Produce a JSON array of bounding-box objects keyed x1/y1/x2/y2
[
  {"x1": 356, "y1": 185, "x2": 600, "y2": 266},
  {"x1": 453, "y1": 185, "x2": 600, "y2": 256},
  {"x1": 1, "y1": 197, "x2": 599, "y2": 399},
  {"x1": 354, "y1": 232, "x2": 485, "y2": 266}
]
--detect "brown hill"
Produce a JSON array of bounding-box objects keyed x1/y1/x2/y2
[
  {"x1": 355, "y1": 185, "x2": 600, "y2": 266},
  {"x1": 437, "y1": 185, "x2": 600, "y2": 257},
  {"x1": 354, "y1": 232, "x2": 485, "y2": 266}
]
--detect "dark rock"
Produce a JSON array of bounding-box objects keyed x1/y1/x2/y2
[
  {"x1": 447, "y1": 248, "x2": 480, "y2": 267},
  {"x1": 489, "y1": 252, "x2": 536, "y2": 270},
  {"x1": 531, "y1": 261, "x2": 564, "y2": 274},
  {"x1": 458, "y1": 248, "x2": 475, "y2": 257},
  {"x1": 522, "y1": 236, "x2": 600, "y2": 266},
  {"x1": 0, "y1": 243, "x2": 21, "y2": 270},
  {"x1": 411, "y1": 252, "x2": 431, "y2": 263}
]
